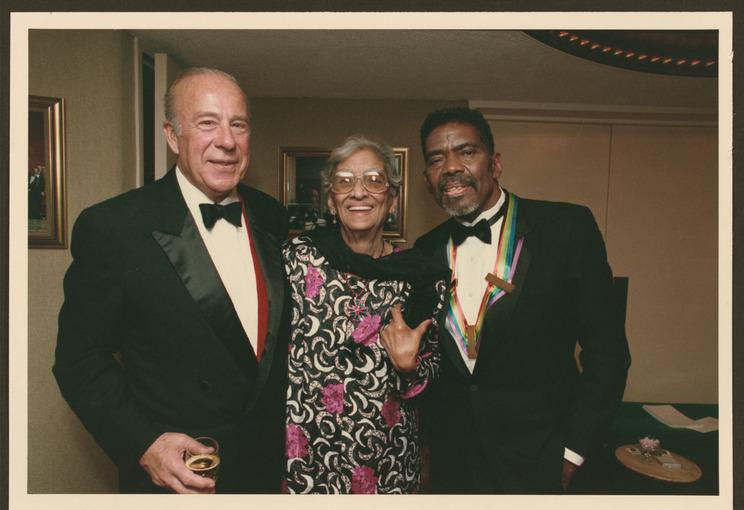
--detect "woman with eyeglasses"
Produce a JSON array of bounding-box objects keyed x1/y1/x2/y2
[{"x1": 283, "y1": 135, "x2": 449, "y2": 494}]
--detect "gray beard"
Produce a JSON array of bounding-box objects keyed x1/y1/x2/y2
[
  {"x1": 442, "y1": 198, "x2": 480, "y2": 218},
  {"x1": 437, "y1": 175, "x2": 481, "y2": 218}
]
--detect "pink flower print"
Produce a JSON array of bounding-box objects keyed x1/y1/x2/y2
[
  {"x1": 351, "y1": 314, "x2": 381, "y2": 346},
  {"x1": 381, "y1": 396, "x2": 401, "y2": 428},
  {"x1": 402, "y1": 380, "x2": 428, "y2": 399},
  {"x1": 351, "y1": 465, "x2": 378, "y2": 494},
  {"x1": 285, "y1": 424, "x2": 309, "y2": 459},
  {"x1": 304, "y1": 265, "x2": 323, "y2": 298},
  {"x1": 321, "y1": 383, "x2": 344, "y2": 414}
]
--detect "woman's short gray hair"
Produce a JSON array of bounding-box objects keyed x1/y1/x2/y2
[{"x1": 322, "y1": 135, "x2": 401, "y2": 195}]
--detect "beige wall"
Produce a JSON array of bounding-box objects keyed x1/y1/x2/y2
[
  {"x1": 28, "y1": 30, "x2": 136, "y2": 493},
  {"x1": 607, "y1": 125, "x2": 718, "y2": 403},
  {"x1": 493, "y1": 118, "x2": 718, "y2": 404},
  {"x1": 492, "y1": 121, "x2": 613, "y2": 230}
]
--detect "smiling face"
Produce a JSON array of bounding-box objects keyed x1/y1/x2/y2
[
  {"x1": 164, "y1": 73, "x2": 250, "y2": 202},
  {"x1": 327, "y1": 148, "x2": 395, "y2": 238},
  {"x1": 424, "y1": 121, "x2": 502, "y2": 221}
]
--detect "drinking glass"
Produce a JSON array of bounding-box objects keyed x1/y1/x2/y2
[{"x1": 184, "y1": 436, "x2": 220, "y2": 481}]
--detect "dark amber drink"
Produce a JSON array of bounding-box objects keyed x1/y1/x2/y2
[{"x1": 185, "y1": 452, "x2": 220, "y2": 480}]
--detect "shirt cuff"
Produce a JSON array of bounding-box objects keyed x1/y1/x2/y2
[{"x1": 564, "y1": 447, "x2": 585, "y2": 466}]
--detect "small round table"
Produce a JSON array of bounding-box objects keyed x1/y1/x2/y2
[{"x1": 615, "y1": 444, "x2": 702, "y2": 483}]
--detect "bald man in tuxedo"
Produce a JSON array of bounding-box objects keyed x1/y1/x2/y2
[{"x1": 54, "y1": 68, "x2": 289, "y2": 494}]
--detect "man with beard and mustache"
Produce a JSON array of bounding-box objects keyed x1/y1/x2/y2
[{"x1": 413, "y1": 107, "x2": 630, "y2": 494}]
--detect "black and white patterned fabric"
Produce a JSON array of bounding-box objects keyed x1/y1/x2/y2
[{"x1": 283, "y1": 235, "x2": 447, "y2": 494}]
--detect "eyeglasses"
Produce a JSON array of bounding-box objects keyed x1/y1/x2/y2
[{"x1": 330, "y1": 170, "x2": 389, "y2": 194}]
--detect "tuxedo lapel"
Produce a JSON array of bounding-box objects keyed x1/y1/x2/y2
[
  {"x1": 241, "y1": 189, "x2": 286, "y2": 405},
  {"x1": 433, "y1": 221, "x2": 472, "y2": 379},
  {"x1": 473, "y1": 208, "x2": 532, "y2": 373},
  {"x1": 150, "y1": 172, "x2": 258, "y2": 378}
]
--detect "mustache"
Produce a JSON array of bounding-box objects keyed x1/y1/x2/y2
[{"x1": 438, "y1": 174, "x2": 477, "y2": 193}]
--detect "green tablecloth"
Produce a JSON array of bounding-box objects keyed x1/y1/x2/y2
[{"x1": 572, "y1": 402, "x2": 718, "y2": 494}]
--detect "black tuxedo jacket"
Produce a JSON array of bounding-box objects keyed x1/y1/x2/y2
[
  {"x1": 415, "y1": 196, "x2": 631, "y2": 493},
  {"x1": 53, "y1": 170, "x2": 290, "y2": 493}
]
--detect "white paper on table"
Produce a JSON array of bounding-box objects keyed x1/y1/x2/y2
[{"x1": 642, "y1": 404, "x2": 719, "y2": 433}]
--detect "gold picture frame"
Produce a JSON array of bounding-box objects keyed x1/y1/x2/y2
[
  {"x1": 280, "y1": 147, "x2": 408, "y2": 242},
  {"x1": 28, "y1": 95, "x2": 67, "y2": 248}
]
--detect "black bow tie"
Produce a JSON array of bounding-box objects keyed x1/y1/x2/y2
[
  {"x1": 451, "y1": 207, "x2": 505, "y2": 246},
  {"x1": 199, "y1": 202, "x2": 243, "y2": 229}
]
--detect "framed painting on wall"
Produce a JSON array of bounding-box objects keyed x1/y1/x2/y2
[
  {"x1": 280, "y1": 147, "x2": 408, "y2": 242},
  {"x1": 28, "y1": 95, "x2": 67, "y2": 248}
]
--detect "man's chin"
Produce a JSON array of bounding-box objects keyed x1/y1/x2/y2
[
  {"x1": 441, "y1": 198, "x2": 478, "y2": 218},
  {"x1": 202, "y1": 181, "x2": 240, "y2": 201}
]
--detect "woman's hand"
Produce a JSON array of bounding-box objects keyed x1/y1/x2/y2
[{"x1": 380, "y1": 304, "x2": 431, "y2": 373}]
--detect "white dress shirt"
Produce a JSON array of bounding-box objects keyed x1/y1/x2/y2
[
  {"x1": 176, "y1": 168, "x2": 260, "y2": 353},
  {"x1": 453, "y1": 191, "x2": 505, "y2": 374},
  {"x1": 451, "y1": 187, "x2": 584, "y2": 467}
]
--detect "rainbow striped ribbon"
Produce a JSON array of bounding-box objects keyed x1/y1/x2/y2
[{"x1": 444, "y1": 192, "x2": 523, "y2": 358}]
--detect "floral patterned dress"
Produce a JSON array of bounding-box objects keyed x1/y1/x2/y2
[{"x1": 283, "y1": 235, "x2": 446, "y2": 494}]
